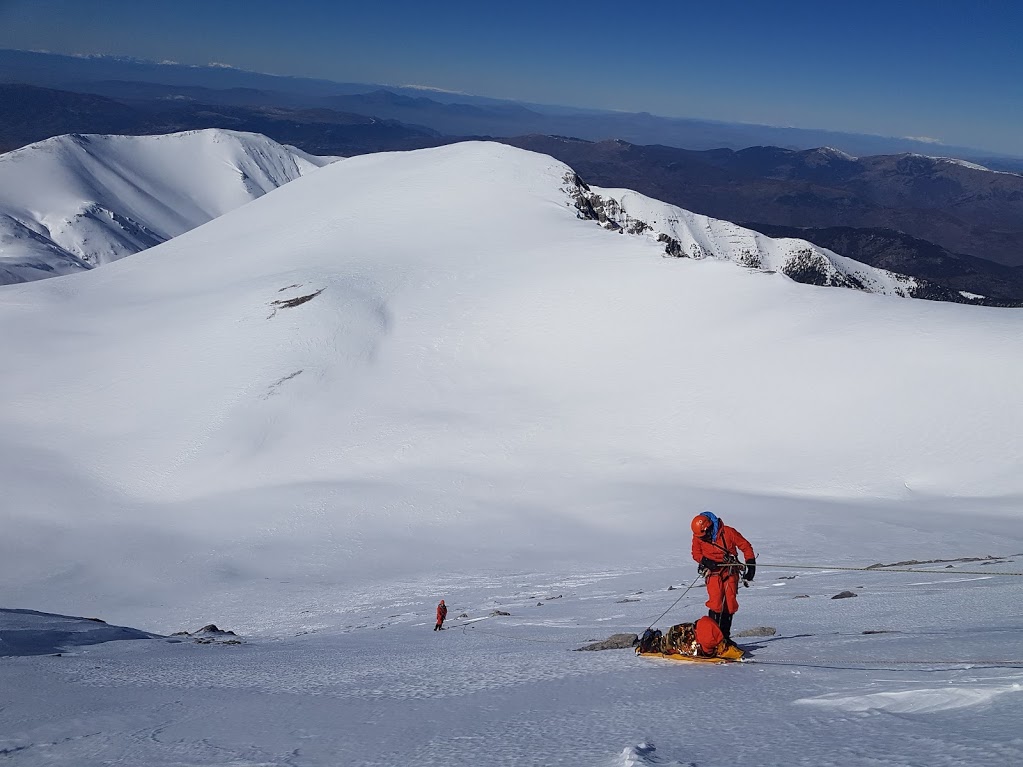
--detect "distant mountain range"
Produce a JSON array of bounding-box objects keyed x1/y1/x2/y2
[
  {"x1": 5, "y1": 48, "x2": 1023, "y2": 165},
  {"x1": 0, "y1": 84, "x2": 438, "y2": 156},
  {"x1": 0, "y1": 129, "x2": 334, "y2": 284}
]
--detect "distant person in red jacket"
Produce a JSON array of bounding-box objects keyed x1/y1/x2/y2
[
  {"x1": 691, "y1": 511, "x2": 756, "y2": 642},
  {"x1": 434, "y1": 599, "x2": 448, "y2": 631}
]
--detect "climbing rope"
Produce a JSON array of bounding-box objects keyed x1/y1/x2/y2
[
  {"x1": 453, "y1": 624, "x2": 1023, "y2": 669},
  {"x1": 645, "y1": 574, "x2": 703, "y2": 630},
  {"x1": 744, "y1": 658, "x2": 1023, "y2": 670},
  {"x1": 712, "y1": 562, "x2": 1023, "y2": 577}
]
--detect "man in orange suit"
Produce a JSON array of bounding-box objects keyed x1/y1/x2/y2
[{"x1": 691, "y1": 511, "x2": 756, "y2": 643}]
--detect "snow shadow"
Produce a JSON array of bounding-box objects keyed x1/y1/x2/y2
[{"x1": 0, "y1": 608, "x2": 162, "y2": 656}]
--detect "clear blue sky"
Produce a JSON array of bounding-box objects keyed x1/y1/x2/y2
[{"x1": 2, "y1": 0, "x2": 1021, "y2": 155}]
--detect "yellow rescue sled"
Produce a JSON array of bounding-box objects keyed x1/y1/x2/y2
[
  {"x1": 636, "y1": 644, "x2": 744, "y2": 664},
  {"x1": 635, "y1": 621, "x2": 745, "y2": 663}
]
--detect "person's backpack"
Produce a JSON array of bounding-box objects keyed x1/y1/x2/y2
[{"x1": 637, "y1": 628, "x2": 663, "y2": 653}]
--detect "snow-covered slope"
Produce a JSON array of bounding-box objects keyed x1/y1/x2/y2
[
  {"x1": 0, "y1": 129, "x2": 335, "y2": 284},
  {"x1": 567, "y1": 176, "x2": 920, "y2": 297},
  {"x1": 1, "y1": 141, "x2": 1021, "y2": 767},
  {"x1": 4, "y1": 565, "x2": 1022, "y2": 767},
  {"x1": 0, "y1": 140, "x2": 1020, "y2": 626}
]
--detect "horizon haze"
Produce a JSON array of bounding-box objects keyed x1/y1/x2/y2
[{"x1": 1, "y1": 0, "x2": 1021, "y2": 156}]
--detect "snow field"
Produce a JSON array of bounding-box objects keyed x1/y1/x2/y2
[
  {"x1": 2, "y1": 559, "x2": 1022, "y2": 766},
  {"x1": 1, "y1": 140, "x2": 1022, "y2": 766},
  {"x1": 1, "y1": 140, "x2": 1021, "y2": 625}
]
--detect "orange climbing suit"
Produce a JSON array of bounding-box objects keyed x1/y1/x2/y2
[{"x1": 691, "y1": 525, "x2": 755, "y2": 614}]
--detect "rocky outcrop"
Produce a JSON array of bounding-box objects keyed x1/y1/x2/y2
[
  {"x1": 575, "y1": 633, "x2": 639, "y2": 651},
  {"x1": 171, "y1": 623, "x2": 243, "y2": 645},
  {"x1": 562, "y1": 172, "x2": 921, "y2": 299}
]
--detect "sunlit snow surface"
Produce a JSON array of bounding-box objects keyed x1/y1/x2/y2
[
  {"x1": 1, "y1": 142, "x2": 1022, "y2": 765},
  {"x1": 0, "y1": 129, "x2": 335, "y2": 284},
  {"x1": 3, "y1": 564, "x2": 1023, "y2": 766}
]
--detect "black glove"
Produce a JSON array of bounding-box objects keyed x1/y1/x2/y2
[
  {"x1": 743, "y1": 558, "x2": 756, "y2": 583},
  {"x1": 699, "y1": 557, "x2": 719, "y2": 572}
]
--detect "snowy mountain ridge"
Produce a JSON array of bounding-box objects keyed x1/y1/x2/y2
[
  {"x1": 565, "y1": 173, "x2": 921, "y2": 298},
  {"x1": 0, "y1": 125, "x2": 949, "y2": 301},
  {"x1": 0, "y1": 128, "x2": 336, "y2": 284}
]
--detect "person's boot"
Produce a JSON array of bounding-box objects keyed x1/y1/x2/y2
[
  {"x1": 719, "y1": 611, "x2": 734, "y2": 642},
  {"x1": 708, "y1": 610, "x2": 722, "y2": 629}
]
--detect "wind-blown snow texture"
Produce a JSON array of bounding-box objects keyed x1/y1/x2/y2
[
  {"x1": 1, "y1": 142, "x2": 1021, "y2": 766},
  {"x1": 0, "y1": 128, "x2": 335, "y2": 284}
]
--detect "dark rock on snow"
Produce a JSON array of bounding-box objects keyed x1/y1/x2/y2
[
  {"x1": 171, "y1": 623, "x2": 242, "y2": 645},
  {"x1": 831, "y1": 591, "x2": 858, "y2": 599},
  {"x1": 575, "y1": 633, "x2": 640, "y2": 651},
  {"x1": 735, "y1": 626, "x2": 777, "y2": 638},
  {"x1": 194, "y1": 624, "x2": 236, "y2": 635}
]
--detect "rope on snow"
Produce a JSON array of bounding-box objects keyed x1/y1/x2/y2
[
  {"x1": 645, "y1": 574, "x2": 703, "y2": 630},
  {"x1": 744, "y1": 657, "x2": 1023, "y2": 670},
  {"x1": 713, "y1": 562, "x2": 1023, "y2": 577}
]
